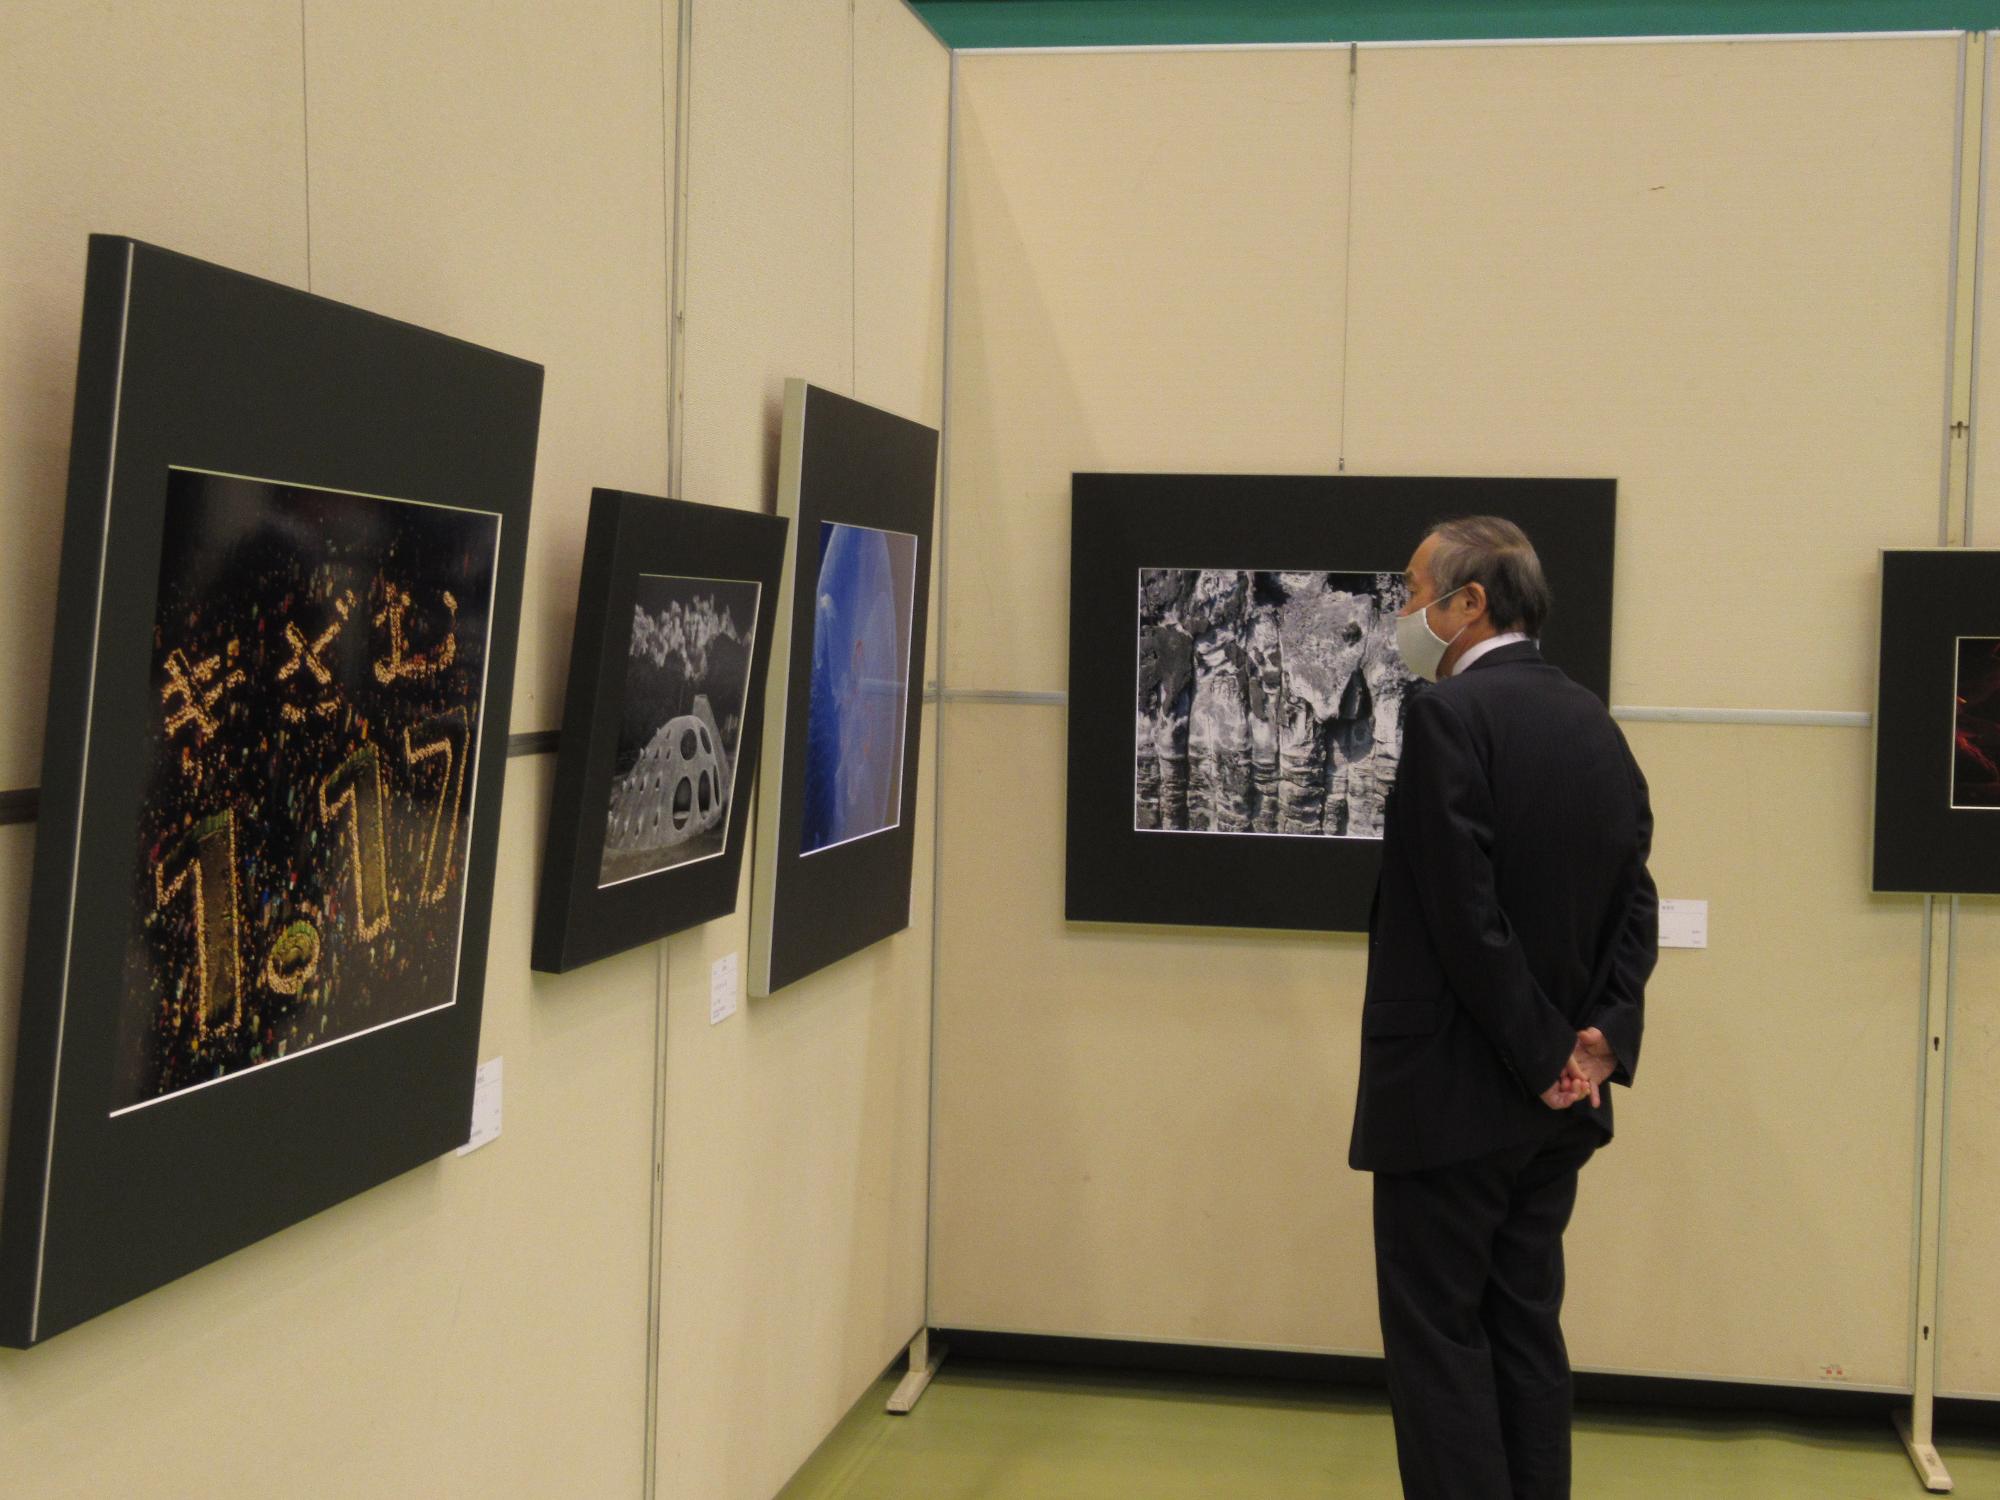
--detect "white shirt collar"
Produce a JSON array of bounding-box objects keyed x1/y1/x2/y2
[{"x1": 1450, "y1": 631, "x2": 1531, "y2": 677}]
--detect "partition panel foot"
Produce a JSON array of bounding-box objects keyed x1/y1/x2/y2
[
  {"x1": 886, "y1": 1329, "x2": 947, "y2": 1414},
  {"x1": 1897, "y1": 1409, "x2": 1955, "y2": 1493}
]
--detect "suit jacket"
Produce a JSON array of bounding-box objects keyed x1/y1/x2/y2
[{"x1": 1349, "y1": 641, "x2": 1657, "y2": 1175}]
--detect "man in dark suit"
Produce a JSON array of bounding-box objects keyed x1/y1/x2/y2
[{"x1": 1351, "y1": 516, "x2": 1657, "y2": 1500}]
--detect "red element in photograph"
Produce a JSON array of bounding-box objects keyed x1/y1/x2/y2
[{"x1": 1953, "y1": 636, "x2": 2000, "y2": 809}]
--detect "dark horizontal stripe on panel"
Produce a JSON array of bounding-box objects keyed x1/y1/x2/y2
[
  {"x1": 506, "y1": 729, "x2": 561, "y2": 758},
  {"x1": 932, "y1": 1329, "x2": 2000, "y2": 1430},
  {"x1": 937, "y1": 1328, "x2": 1387, "y2": 1388}
]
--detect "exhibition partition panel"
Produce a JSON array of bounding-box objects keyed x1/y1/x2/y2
[
  {"x1": 303, "y1": 8, "x2": 679, "y2": 1488},
  {"x1": 305, "y1": 0, "x2": 676, "y2": 737},
  {"x1": 0, "y1": 3, "x2": 311, "y2": 793},
  {"x1": 1941, "y1": 37, "x2": 2000, "y2": 1402},
  {"x1": 1340, "y1": 36, "x2": 1952, "y2": 1390},
  {"x1": 0, "y1": 3, "x2": 948, "y2": 1500},
  {"x1": 941, "y1": 50, "x2": 1349, "y2": 696},
  {"x1": 662, "y1": 5, "x2": 948, "y2": 1499},
  {"x1": 1944, "y1": 903, "x2": 2000, "y2": 1399},
  {"x1": 0, "y1": 2, "x2": 673, "y2": 1492},
  {"x1": 932, "y1": 35, "x2": 1958, "y2": 1392},
  {"x1": 934, "y1": 45, "x2": 1364, "y2": 1349},
  {"x1": 0, "y1": 0, "x2": 314, "y2": 1314}
]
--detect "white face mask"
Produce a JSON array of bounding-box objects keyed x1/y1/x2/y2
[{"x1": 1394, "y1": 586, "x2": 1467, "y2": 683}]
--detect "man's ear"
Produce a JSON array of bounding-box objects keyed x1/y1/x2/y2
[{"x1": 1461, "y1": 581, "x2": 1489, "y2": 619}]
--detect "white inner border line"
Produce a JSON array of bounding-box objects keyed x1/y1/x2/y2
[
  {"x1": 797, "y1": 518, "x2": 922, "y2": 859},
  {"x1": 103, "y1": 464, "x2": 504, "y2": 1122},
  {"x1": 594, "y1": 571, "x2": 764, "y2": 889},
  {"x1": 1132, "y1": 564, "x2": 1407, "y2": 842}
]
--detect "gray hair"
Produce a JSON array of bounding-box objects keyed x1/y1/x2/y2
[{"x1": 1427, "y1": 516, "x2": 1552, "y2": 637}]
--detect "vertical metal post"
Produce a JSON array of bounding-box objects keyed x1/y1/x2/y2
[
  {"x1": 1943, "y1": 34, "x2": 1985, "y2": 554},
  {"x1": 904, "y1": 37, "x2": 960, "y2": 1423},
  {"x1": 665, "y1": 0, "x2": 694, "y2": 502},
  {"x1": 646, "y1": 6, "x2": 695, "y2": 1493},
  {"x1": 1899, "y1": 31, "x2": 1986, "y2": 1492},
  {"x1": 642, "y1": 942, "x2": 673, "y2": 1498},
  {"x1": 1899, "y1": 897, "x2": 1955, "y2": 1492}
]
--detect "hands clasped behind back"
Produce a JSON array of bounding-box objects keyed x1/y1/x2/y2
[{"x1": 1539, "y1": 1026, "x2": 1616, "y2": 1111}]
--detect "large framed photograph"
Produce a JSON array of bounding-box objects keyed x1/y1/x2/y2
[
  {"x1": 1067, "y1": 474, "x2": 1617, "y2": 932},
  {"x1": 532, "y1": 491, "x2": 788, "y2": 972},
  {"x1": 747, "y1": 381, "x2": 938, "y2": 996},
  {"x1": 0, "y1": 237, "x2": 541, "y2": 1345},
  {"x1": 1873, "y1": 548, "x2": 2000, "y2": 893}
]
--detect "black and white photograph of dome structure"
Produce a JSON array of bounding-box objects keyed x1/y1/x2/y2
[{"x1": 599, "y1": 573, "x2": 760, "y2": 887}]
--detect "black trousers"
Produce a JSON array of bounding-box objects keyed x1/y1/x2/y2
[{"x1": 1371, "y1": 1113, "x2": 1601, "y2": 1500}]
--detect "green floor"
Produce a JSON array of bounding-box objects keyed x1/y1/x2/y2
[{"x1": 780, "y1": 1361, "x2": 2000, "y2": 1499}]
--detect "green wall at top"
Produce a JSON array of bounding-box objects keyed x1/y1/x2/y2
[{"x1": 910, "y1": 0, "x2": 2000, "y2": 47}]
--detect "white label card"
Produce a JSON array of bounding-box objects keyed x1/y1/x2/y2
[
  {"x1": 456, "y1": 1057, "x2": 503, "y2": 1156},
  {"x1": 710, "y1": 952, "x2": 740, "y2": 1025},
  {"x1": 1659, "y1": 899, "x2": 1708, "y2": 950}
]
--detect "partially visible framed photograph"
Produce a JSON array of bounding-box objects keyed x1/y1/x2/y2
[
  {"x1": 1954, "y1": 636, "x2": 2000, "y2": 810},
  {"x1": 533, "y1": 491, "x2": 788, "y2": 972},
  {"x1": 1873, "y1": 548, "x2": 2000, "y2": 893},
  {"x1": 0, "y1": 236, "x2": 541, "y2": 1345},
  {"x1": 1067, "y1": 474, "x2": 1618, "y2": 933},
  {"x1": 747, "y1": 381, "x2": 938, "y2": 997}
]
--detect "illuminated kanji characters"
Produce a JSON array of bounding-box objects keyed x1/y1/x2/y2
[
  {"x1": 160, "y1": 645, "x2": 245, "y2": 741},
  {"x1": 373, "y1": 586, "x2": 459, "y2": 685},
  {"x1": 276, "y1": 590, "x2": 356, "y2": 723}
]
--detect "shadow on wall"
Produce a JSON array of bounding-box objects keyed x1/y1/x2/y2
[{"x1": 0, "y1": 285, "x2": 87, "y2": 791}]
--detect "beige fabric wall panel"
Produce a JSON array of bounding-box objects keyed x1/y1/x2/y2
[
  {"x1": 1344, "y1": 38, "x2": 1958, "y2": 714},
  {"x1": 856, "y1": 0, "x2": 952, "y2": 430},
  {"x1": 928, "y1": 706, "x2": 1920, "y2": 1383},
  {"x1": 857, "y1": 0, "x2": 951, "y2": 672},
  {"x1": 934, "y1": 40, "x2": 1939, "y2": 1382},
  {"x1": 945, "y1": 51, "x2": 1348, "y2": 696},
  {"x1": 929, "y1": 700, "x2": 1381, "y2": 1351},
  {"x1": 302, "y1": 0, "x2": 674, "y2": 735},
  {"x1": 0, "y1": 1, "x2": 310, "y2": 792},
  {"x1": 1, "y1": 3, "x2": 670, "y2": 1493},
  {"x1": 1941, "y1": 900, "x2": 2000, "y2": 1396},
  {"x1": 659, "y1": 4, "x2": 945, "y2": 1498},
  {"x1": 0, "y1": 760, "x2": 660, "y2": 1496},
  {"x1": 659, "y1": 703, "x2": 936, "y2": 1500},
  {"x1": 1560, "y1": 722, "x2": 1916, "y2": 1386},
  {"x1": 677, "y1": 0, "x2": 853, "y2": 511},
  {"x1": 1973, "y1": 38, "x2": 2000, "y2": 550}
]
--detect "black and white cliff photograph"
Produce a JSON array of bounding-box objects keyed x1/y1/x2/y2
[
  {"x1": 1068, "y1": 472, "x2": 1614, "y2": 932},
  {"x1": 1135, "y1": 568, "x2": 1412, "y2": 839},
  {"x1": 599, "y1": 574, "x2": 760, "y2": 887}
]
